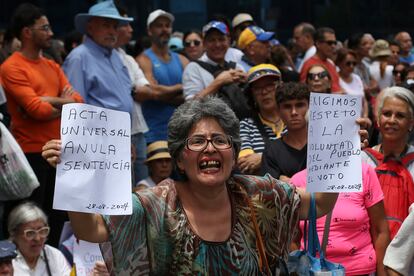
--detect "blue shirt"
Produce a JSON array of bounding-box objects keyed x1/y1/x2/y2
[
  {"x1": 63, "y1": 37, "x2": 133, "y2": 115},
  {"x1": 142, "y1": 48, "x2": 183, "y2": 143},
  {"x1": 399, "y1": 53, "x2": 414, "y2": 65}
]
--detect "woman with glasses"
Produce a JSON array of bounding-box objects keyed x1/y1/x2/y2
[
  {"x1": 182, "y1": 30, "x2": 204, "y2": 61},
  {"x1": 337, "y1": 48, "x2": 369, "y2": 117},
  {"x1": 41, "y1": 96, "x2": 342, "y2": 275},
  {"x1": 238, "y1": 64, "x2": 284, "y2": 175},
  {"x1": 7, "y1": 202, "x2": 71, "y2": 275}
]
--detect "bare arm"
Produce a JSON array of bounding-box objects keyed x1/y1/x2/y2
[
  {"x1": 136, "y1": 54, "x2": 184, "y2": 104},
  {"x1": 297, "y1": 189, "x2": 339, "y2": 220},
  {"x1": 368, "y1": 201, "x2": 390, "y2": 276},
  {"x1": 385, "y1": 268, "x2": 403, "y2": 276},
  {"x1": 136, "y1": 54, "x2": 157, "y2": 85},
  {"x1": 68, "y1": 212, "x2": 109, "y2": 243}
]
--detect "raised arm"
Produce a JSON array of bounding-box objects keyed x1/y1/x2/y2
[
  {"x1": 42, "y1": 139, "x2": 109, "y2": 242},
  {"x1": 68, "y1": 212, "x2": 109, "y2": 243}
]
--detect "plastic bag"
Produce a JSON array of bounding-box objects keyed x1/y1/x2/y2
[{"x1": 0, "y1": 121, "x2": 39, "y2": 200}]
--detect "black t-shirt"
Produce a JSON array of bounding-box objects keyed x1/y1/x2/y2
[{"x1": 261, "y1": 138, "x2": 307, "y2": 179}]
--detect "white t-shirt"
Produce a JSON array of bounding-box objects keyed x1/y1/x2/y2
[
  {"x1": 116, "y1": 48, "x2": 149, "y2": 135},
  {"x1": 297, "y1": 45, "x2": 316, "y2": 72},
  {"x1": 182, "y1": 54, "x2": 244, "y2": 100},
  {"x1": 339, "y1": 73, "x2": 365, "y2": 97},
  {"x1": 369, "y1": 61, "x2": 394, "y2": 90},
  {"x1": 225, "y1": 47, "x2": 243, "y2": 65},
  {"x1": 13, "y1": 244, "x2": 71, "y2": 276}
]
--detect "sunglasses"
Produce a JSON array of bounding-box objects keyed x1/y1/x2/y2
[
  {"x1": 23, "y1": 226, "x2": 50, "y2": 240},
  {"x1": 184, "y1": 40, "x2": 201, "y2": 47},
  {"x1": 322, "y1": 40, "x2": 337, "y2": 46},
  {"x1": 392, "y1": 70, "x2": 404, "y2": 76},
  {"x1": 346, "y1": 61, "x2": 357, "y2": 67},
  {"x1": 307, "y1": 71, "x2": 329, "y2": 81}
]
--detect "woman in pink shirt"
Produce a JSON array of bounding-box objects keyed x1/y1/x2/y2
[{"x1": 290, "y1": 163, "x2": 390, "y2": 276}]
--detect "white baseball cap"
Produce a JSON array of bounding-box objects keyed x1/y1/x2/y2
[
  {"x1": 147, "y1": 9, "x2": 174, "y2": 27},
  {"x1": 232, "y1": 13, "x2": 254, "y2": 28}
]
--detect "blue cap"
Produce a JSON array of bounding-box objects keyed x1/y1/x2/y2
[
  {"x1": 74, "y1": 0, "x2": 133, "y2": 34},
  {"x1": 0, "y1": 240, "x2": 17, "y2": 260},
  {"x1": 202, "y1": 21, "x2": 229, "y2": 36},
  {"x1": 238, "y1": 25, "x2": 274, "y2": 49}
]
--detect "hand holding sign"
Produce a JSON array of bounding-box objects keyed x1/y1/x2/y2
[
  {"x1": 54, "y1": 103, "x2": 132, "y2": 215},
  {"x1": 307, "y1": 93, "x2": 363, "y2": 193}
]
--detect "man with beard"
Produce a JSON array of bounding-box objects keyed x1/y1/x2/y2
[
  {"x1": 63, "y1": 0, "x2": 134, "y2": 117},
  {"x1": 0, "y1": 3, "x2": 83, "y2": 245},
  {"x1": 136, "y1": 9, "x2": 188, "y2": 143}
]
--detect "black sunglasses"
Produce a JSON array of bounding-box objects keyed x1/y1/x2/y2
[
  {"x1": 322, "y1": 40, "x2": 337, "y2": 46},
  {"x1": 184, "y1": 40, "x2": 201, "y2": 47},
  {"x1": 307, "y1": 71, "x2": 329, "y2": 81},
  {"x1": 346, "y1": 61, "x2": 357, "y2": 67}
]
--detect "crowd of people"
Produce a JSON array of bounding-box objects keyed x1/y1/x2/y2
[{"x1": 0, "y1": 0, "x2": 414, "y2": 275}]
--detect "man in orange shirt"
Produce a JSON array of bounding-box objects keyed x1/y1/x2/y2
[
  {"x1": 300, "y1": 27, "x2": 342, "y2": 93},
  {"x1": 1, "y1": 3, "x2": 83, "y2": 245}
]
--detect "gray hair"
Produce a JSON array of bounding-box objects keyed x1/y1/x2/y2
[
  {"x1": 168, "y1": 97, "x2": 241, "y2": 162},
  {"x1": 8, "y1": 202, "x2": 48, "y2": 238},
  {"x1": 377, "y1": 86, "x2": 414, "y2": 119}
]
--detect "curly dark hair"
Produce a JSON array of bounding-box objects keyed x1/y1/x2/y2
[{"x1": 276, "y1": 82, "x2": 310, "y2": 105}]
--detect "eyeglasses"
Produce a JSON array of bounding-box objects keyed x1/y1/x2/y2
[
  {"x1": 31, "y1": 24, "x2": 52, "y2": 32},
  {"x1": 322, "y1": 40, "x2": 337, "y2": 46},
  {"x1": 345, "y1": 61, "x2": 357, "y2": 67},
  {"x1": 184, "y1": 40, "x2": 201, "y2": 47},
  {"x1": 251, "y1": 81, "x2": 279, "y2": 95},
  {"x1": 392, "y1": 70, "x2": 405, "y2": 76},
  {"x1": 185, "y1": 135, "x2": 232, "y2": 152},
  {"x1": 23, "y1": 226, "x2": 50, "y2": 240},
  {"x1": 307, "y1": 71, "x2": 330, "y2": 81}
]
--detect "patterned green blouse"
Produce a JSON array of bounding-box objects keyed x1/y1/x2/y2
[{"x1": 103, "y1": 174, "x2": 301, "y2": 275}]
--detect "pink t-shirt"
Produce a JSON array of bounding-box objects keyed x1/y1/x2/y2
[{"x1": 290, "y1": 163, "x2": 384, "y2": 275}]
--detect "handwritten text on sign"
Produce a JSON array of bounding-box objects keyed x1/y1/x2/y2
[
  {"x1": 54, "y1": 103, "x2": 132, "y2": 215},
  {"x1": 307, "y1": 93, "x2": 362, "y2": 193}
]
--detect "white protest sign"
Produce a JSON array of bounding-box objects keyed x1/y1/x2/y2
[
  {"x1": 307, "y1": 93, "x2": 362, "y2": 193},
  {"x1": 54, "y1": 103, "x2": 132, "y2": 215},
  {"x1": 73, "y1": 240, "x2": 104, "y2": 276}
]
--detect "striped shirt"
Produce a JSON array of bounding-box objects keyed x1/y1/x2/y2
[{"x1": 239, "y1": 116, "x2": 284, "y2": 157}]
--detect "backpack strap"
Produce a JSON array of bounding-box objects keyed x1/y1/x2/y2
[
  {"x1": 401, "y1": 151, "x2": 414, "y2": 168},
  {"x1": 194, "y1": 60, "x2": 220, "y2": 76},
  {"x1": 364, "y1": 148, "x2": 383, "y2": 166},
  {"x1": 194, "y1": 60, "x2": 236, "y2": 77}
]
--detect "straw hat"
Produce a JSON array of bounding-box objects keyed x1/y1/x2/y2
[
  {"x1": 145, "y1": 141, "x2": 171, "y2": 163},
  {"x1": 370, "y1": 39, "x2": 391, "y2": 58}
]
